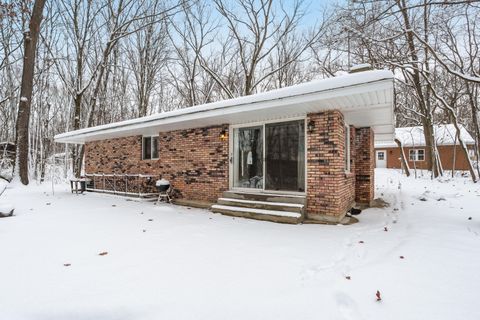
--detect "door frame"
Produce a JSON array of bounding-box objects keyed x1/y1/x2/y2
[
  {"x1": 228, "y1": 116, "x2": 307, "y2": 195},
  {"x1": 376, "y1": 149, "x2": 387, "y2": 168}
]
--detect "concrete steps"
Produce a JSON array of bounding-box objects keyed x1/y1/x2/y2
[
  {"x1": 211, "y1": 191, "x2": 306, "y2": 224},
  {"x1": 216, "y1": 197, "x2": 304, "y2": 213},
  {"x1": 221, "y1": 190, "x2": 306, "y2": 204}
]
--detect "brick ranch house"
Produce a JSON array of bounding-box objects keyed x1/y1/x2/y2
[
  {"x1": 55, "y1": 70, "x2": 395, "y2": 224},
  {"x1": 374, "y1": 124, "x2": 476, "y2": 171}
]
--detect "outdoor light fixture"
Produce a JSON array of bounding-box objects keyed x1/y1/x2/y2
[
  {"x1": 220, "y1": 130, "x2": 227, "y2": 140},
  {"x1": 307, "y1": 120, "x2": 315, "y2": 133}
]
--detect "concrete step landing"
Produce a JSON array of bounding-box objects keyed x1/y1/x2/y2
[{"x1": 211, "y1": 191, "x2": 306, "y2": 224}]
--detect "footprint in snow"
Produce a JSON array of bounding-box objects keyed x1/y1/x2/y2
[{"x1": 335, "y1": 292, "x2": 363, "y2": 320}]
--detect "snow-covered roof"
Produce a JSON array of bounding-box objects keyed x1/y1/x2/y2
[
  {"x1": 55, "y1": 70, "x2": 395, "y2": 144},
  {"x1": 375, "y1": 124, "x2": 475, "y2": 148}
]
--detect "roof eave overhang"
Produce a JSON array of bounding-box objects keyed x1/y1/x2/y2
[
  {"x1": 375, "y1": 142, "x2": 475, "y2": 148},
  {"x1": 55, "y1": 77, "x2": 394, "y2": 144}
]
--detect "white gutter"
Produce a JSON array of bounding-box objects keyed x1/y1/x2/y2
[{"x1": 55, "y1": 70, "x2": 394, "y2": 144}]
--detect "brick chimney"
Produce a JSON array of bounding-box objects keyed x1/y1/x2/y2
[{"x1": 349, "y1": 63, "x2": 373, "y2": 73}]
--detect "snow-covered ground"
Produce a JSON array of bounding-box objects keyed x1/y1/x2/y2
[{"x1": 0, "y1": 169, "x2": 479, "y2": 320}]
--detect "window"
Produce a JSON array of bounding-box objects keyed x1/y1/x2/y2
[
  {"x1": 468, "y1": 148, "x2": 475, "y2": 159},
  {"x1": 344, "y1": 124, "x2": 351, "y2": 172},
  {"x1": 417, "y1": 149, "x2": 425, "y2": 161},
  {"x1": 409, "y1": 149, "x2": 425, "y2": 161},
  {"x1": 142, "y1": 136, "x2": 159, "y2": 160},
  {"x1": 377, "y1": 152, "x2": 385, "y2": 161}
]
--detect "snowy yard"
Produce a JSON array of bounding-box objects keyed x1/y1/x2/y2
[{"x1": 0, "y1": 169, "x2": 479, "y2": 320}]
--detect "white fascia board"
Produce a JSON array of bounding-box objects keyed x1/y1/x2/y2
[
  {"x1": 55, "y1": 72, "x2": 394, "y2": 144},
  {"x1": 383, "y1": 142, "x2": 476, "y2": 148},
  {"x1": 374, "y1": 142, "x2": 397, "y2": 148}
]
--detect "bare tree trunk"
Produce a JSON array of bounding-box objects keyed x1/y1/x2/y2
[
  {"x1": 15, "y1": 0, "x2": 47, "y2": 185},
  {"x1": 465, "y1": 83, "x2": 480, "y2": 177},
  {"x1": 397, "y1": 0, "x2": 440, "y2": 178},
  {"x1": 452, "y1": 123, "x2": 476, "y2": 181},
  {"x1": 395, "y1": 138, "x2": 410, "y2": 177},
  {"x1": 452, "y1": 134, "x2": 457, "y2": 178},
  {"x1": 425, "y1": 75, "x2": 478, "y2": 182}
]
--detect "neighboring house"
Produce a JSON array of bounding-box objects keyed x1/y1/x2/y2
[
  {"x1": 374, "y1": 124, "x2": 476, "y2": 171},
  {"x1": 55, "y1": 69, "x2": 395, "y2": 224}
]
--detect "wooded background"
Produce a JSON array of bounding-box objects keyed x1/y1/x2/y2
[{"x1": 1, "y1": 0, "x2": 479, "y2": 183}]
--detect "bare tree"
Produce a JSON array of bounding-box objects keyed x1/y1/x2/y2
[
  {"x1": 1, "y1": 0, "x2": 479, "y2": 184},
  {"x1": 167, "y1": 1, "x2": 218, "y2": 106},
  {"x1": 15, "y1": 0, "x2": 47, "y2": 185},
  {"x1": 0, "y1": 3, "x2": 23, "y2": 144},
  {"x1": 75, "y1": 0, "x2": 187, "y2": 176},
  {"x1": 320, "y1": 0, "x2": 480, "y2": 179},
  {"x1": 395, "y1": 138, "x2": 411, "y2": 177},
  {"x1": 50, "y1": 0, "x2": 104, "y2": 175},
  {"x1": 126, "y1": 2, "x2": 169, "y2": 116},
  {"x1": 203, "y1": 0, "x2": 322, "y2": 97}
]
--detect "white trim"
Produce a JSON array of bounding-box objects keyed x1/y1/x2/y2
[
  {"x1": 375, "y1": 142, "x2": 476, "y2": 148},
  {"x1": 229, "y1": 116, "x2": 306, "y2": 129},
  {"x1": 228, "y1": 125, "x2": 234, "y2": 189},
  {"x1": 54, "y1": 71, "x2": 394, "y2": 144},
  {"x1": 409, "y1": 148, "x2": 425, "y2": 161},
  {"x1": 304, "y1": 116, "x2": 308, "y2": 194},
  {"x1": 375, "y1": 149, "x2": 387, "y2": 168},
  {"x1": 142, "y1": 135, "x2": 159, "y2": 160},
  {"x1": 344, "y1": 123, "x2": 351, "y2": 173},
  {"x1": 376, "y1": 150, "x2": 386, "y2": 160},
  {"x1": 229, "y1": 117, "x2": 307, "y2": 194}
]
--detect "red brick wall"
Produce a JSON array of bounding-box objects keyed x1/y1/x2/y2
[
  {"x1": 355, "y1": 128, "x2": 374, "y2": 204},
  {"x1": 85, "y1": 113, "x2": 376, "y2": 221},
  {"x1": 375, "y1": 145, "x2": 474, "y2": 171},
  {"x1": 306, "y1": 111, "x2": 356, "y2": 221},
  {"x1": 85, "y1": 124, "x2": 229, "y2": 202}
]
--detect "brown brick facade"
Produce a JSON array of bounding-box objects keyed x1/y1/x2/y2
[
  {"x1": 85, "y1": 111, "x2": 375, "y2": 222},
  {"x1": 355, "y1": 128, "x2": 375, "y2": 204},
  {"x1": 85, "y1": 125, "x2": 229, "y2": 202},
  {"x1": 305, "y1": 111, "x2": 357, "y2": 222}
]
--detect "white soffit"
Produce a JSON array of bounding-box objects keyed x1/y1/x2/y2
[{"x1": 55, "y1": 70, "x2": 395, "y2": 144}]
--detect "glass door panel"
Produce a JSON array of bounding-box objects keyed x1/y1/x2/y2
[
  {"x1": 233, "y1": 126, "x2": 264, "y2": 189},
  {"x1": 265, "y1": 120, "x2": 305, "y2": 192}
]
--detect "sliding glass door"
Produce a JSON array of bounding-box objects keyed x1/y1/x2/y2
[
  {"x1": 232, "y1": 119, "x2": 305, "y2": 192},
  {"x1": 265, "y1": 120, "x2": 305, "y2": 192},
  {"x1": 233, "y1": 126, "x2": 264, "y2": 189}
]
